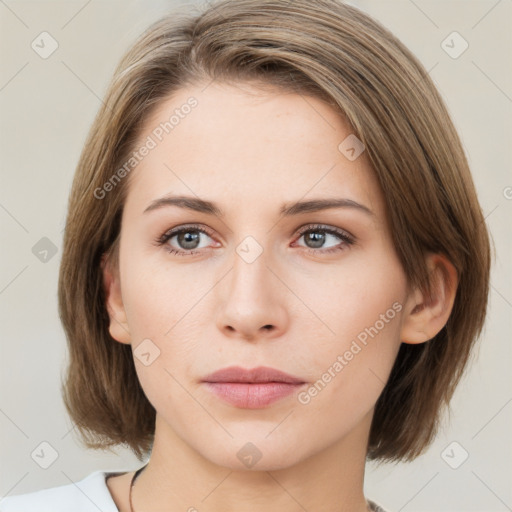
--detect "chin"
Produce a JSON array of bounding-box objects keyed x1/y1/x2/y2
[{"x1": 194, "y1": 434, "x2": 309, "y2": 472}]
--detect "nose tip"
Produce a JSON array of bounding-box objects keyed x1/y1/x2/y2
[{"x1": 215, "y1": 258, "x2": 288, "y2": 342}]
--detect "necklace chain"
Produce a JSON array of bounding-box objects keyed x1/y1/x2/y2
[{"x1": 129, "y1": 464, "x2": 148, "y2": 512}]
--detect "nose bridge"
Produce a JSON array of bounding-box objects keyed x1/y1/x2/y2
[
  {"x1": 229, "y1": 235, "x2": 276, "y2": 310},
  {"x1": 232, "y1": 236, "x2": 270, "y2": 298},
  {"x1": 215, "y1": 234, "x2": 289, "y2": 339}
]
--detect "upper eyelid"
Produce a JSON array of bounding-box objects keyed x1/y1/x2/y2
[
  {"x1": 160, "y1": 223, "x2": 214, "y2": 239},
  {"x1": 297, "y1": 223, "x2": 353, "y2": 236}
]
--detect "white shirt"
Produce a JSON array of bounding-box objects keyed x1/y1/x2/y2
[
  {"x1": 0, "y1": 470, "x2": 122, "y2": 512},
  {"x1": 0, "y1": 469, "x2": 389, "y2": 511}
]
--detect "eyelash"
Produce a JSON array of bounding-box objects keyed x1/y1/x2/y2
[{"x1": 155, "y1": 223, "x2": 356, "y2": 256}]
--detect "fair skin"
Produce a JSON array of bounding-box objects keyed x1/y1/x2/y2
[{"x1": 103, "y1": 81, "x2": 457, "y2": 512}]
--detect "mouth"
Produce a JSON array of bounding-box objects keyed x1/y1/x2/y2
[{"x1": 201, "y1": 366, "x2": 306, "y2": 409}]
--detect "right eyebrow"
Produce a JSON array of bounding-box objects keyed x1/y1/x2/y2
[{"x1": 143, "y1": 195, "x2": 224, "y2": 217}]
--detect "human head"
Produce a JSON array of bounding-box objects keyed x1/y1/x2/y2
[{"x1": 58, "y1": 0, "x2": 490, "y2": 463}]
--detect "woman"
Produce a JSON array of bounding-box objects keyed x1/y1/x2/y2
[{"x1": 0, "y1": 0, "x2": 490, "y2": 511}]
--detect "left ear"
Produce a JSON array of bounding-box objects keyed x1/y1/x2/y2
[{"x1": 400, "y1": 253, "x2": 458, "y2": 344}]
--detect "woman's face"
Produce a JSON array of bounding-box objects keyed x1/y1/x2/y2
[{"x1": 107, "y1": 81, "x2": 414, "y2": 470}]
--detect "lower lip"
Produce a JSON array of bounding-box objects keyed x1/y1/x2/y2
[{"x1": 203, "y1": 382, "x2": 305, "y2": 409}]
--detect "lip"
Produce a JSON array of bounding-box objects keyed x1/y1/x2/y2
[
  {"x1": 202, "y1": 366, "x2": 306, "y2": 409},
  {"x1": 202, "y1": 365, "x2": 305, "y2": 384}
]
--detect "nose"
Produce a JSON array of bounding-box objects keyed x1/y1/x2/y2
[{"x1": 215, "y1": 246, "x2": 289, "y2": 342}]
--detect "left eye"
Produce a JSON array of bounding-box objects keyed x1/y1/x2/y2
[
  {"x1": 292, "y1": 225, "x2": 355, "y2": 253},
  {"x1": 296, "y1": 229, "x2": 344, "y2": 249}
]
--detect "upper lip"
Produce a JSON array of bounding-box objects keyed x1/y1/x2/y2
[{"x1": 202, "y1": 366, "x2": 305, "y2": 384}]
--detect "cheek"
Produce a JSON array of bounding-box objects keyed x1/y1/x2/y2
[
  {"x1": 296, "y1": 309, "x2": 402, "y2": 442},
  {"x1": 295, "y1": 256, "x2": 406, "y2": 410},
  {"x1": 298, "y1": 250, "x2": 406, "y2": 348},
  {"x1": 123, "y1": 277, "x2": 207, "y2": 418},
  {"x1": 120, "y1": 253, "x2": 212, "y2": 339},
  {"x1": 118, "y1": 255, "x2": 208, "y2": 401}
]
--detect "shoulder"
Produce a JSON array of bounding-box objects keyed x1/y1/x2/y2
[{"x1": 0, "y1": 469, "x2": 125, "y2": 512}]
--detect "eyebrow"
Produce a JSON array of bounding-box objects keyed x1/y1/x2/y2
[{"x1": 143, "y1": 195, "x2": 373, "y2": 217}]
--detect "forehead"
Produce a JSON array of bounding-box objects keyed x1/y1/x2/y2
[{"x1": 124, "y1": 81, "x2": 384, "y2": 220}]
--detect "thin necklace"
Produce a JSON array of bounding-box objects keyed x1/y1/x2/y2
[{"x1": 129, "y1": 463, "x2": 148, "y2": 512}]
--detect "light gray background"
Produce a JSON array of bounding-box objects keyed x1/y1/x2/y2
[{"x1": 1, "y1": 1, "x2": 511, "y2": 510}]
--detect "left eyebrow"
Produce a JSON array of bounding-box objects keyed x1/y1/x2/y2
[
  {"x1": 279, "y1": 198, "x2": 374, "y2": 217},
  {"x1": 143, "y1": 195, "x2": 373, "y2": 217}
]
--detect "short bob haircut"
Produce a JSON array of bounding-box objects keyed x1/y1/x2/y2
[{"x1": 58, "y1": 0, "x2": 491, "y2": 463}]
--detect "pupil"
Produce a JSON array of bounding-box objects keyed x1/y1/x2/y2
[
  {"x1": 307, "y1": 231, "x2": 325, "y2": 248},
  {"x1": 178, "y1": 231, "x2": 200, "y2": 249}
]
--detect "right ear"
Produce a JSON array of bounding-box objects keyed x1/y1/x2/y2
[{"x1": 101, "y1": 252, "x2": 131, "y2": 344}]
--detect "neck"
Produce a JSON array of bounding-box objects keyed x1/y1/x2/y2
[{"x1": 131, "y1": 412, "x2": 372, "y2": 512}]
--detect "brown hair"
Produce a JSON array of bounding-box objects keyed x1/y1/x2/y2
[{"x1": 58, "y1": 0, "x2": 491, "y2": 462}]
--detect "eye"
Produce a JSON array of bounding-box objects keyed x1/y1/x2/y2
[
  {"x1": 293, "y1": 224, "x2": 355, "y2": 254},
  {"x1": 155, "y1": 223, "x2": 355, "y2": 257},
  {"x1": 156, "y1": 224, "x2": 217, "y2": 256}
]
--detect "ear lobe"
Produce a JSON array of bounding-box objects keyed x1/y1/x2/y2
[
  {"x1": 101, "y1": 252, "x2": 131, "y2": 344},
  {"x1": 400, "y1": 253, "x2": 458, "y2": 345}
]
